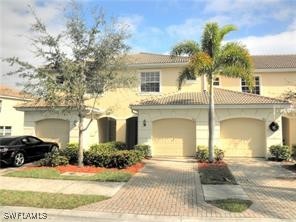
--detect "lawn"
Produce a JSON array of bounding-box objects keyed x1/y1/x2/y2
[
  {"x1": 198, "y1": 161, "x2": 237, "y2": 185},
  {"x1": 0, "y1": 189, "x2": 107, "y2": 209},
  {"x1": 207, "y1": 199, "x2": 252, "y2": 212},
  {"x1": 4, "y1": 168, "x2": 132, "y2": 182}
]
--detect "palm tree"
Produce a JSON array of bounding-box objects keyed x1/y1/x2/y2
[{"x1": 171, "y1": 22, "x2": 253, "y2": 162}]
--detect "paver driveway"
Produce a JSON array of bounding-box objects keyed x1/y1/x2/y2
[{"x1": 78, "y1": 158, "x2": 296, "y2": 219}]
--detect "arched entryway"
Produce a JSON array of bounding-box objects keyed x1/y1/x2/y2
[
  {"x1": 98, "y1": 117, "x2": 116, "y2": 143},
  {"x1": 35, "y1": 119, "x2": 70, "y2": 148}
]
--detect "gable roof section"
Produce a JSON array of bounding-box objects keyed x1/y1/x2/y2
[
  {"x1": 131, "y1": 88, "x2": 290, "y2": 107},
  {"x1": 0, "y1": 85, "x2": 30, "y2": 100},
  {"x1": 127, "y1": 53, "x2": 296, "y2": 69}
]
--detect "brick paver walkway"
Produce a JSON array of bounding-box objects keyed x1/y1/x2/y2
[{"x1": 77, "y1": 158, "x2": 296, "y2": 219}]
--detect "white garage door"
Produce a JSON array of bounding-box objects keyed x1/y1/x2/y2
[
  {"x1": 220, "y1": 118, "x2": 265, "y2": 157},
  {"x1": 36, "y1": 119, "x2": 70, "y2": 148},
  {"x1": 152, "y1": 118, "x2": 196, "y2": 157}
]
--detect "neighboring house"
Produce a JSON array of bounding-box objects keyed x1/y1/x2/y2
[
  {"x1": 15, "y1": 53, "x2": 296, "y2": 158},
  {"x1": 0, "y1": 85, "x2": 31, "y2": 137}
]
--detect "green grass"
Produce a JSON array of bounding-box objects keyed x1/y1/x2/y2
[
  {"x1": 0, "y1": 189, "x2": 108, "y2": 209},
  {"x1": 207, "y1": 199, "x2": 252, "y2": 212},
  {"x1": 4, "y1": 168, "x2": 131, "y2": 182}
]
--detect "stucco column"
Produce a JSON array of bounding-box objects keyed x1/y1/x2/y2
[{"x1": 116, "y1": 119, "x2": 126, "y2": 142}]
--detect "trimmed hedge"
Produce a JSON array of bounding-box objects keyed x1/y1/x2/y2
[
  {"x1": 196, "y1": 145, "x2": 225, "y2": 162},
  {"x1": 269, "y1": 145, "x2": 291, "y2": 161},
  {"x1": 37, "y1": 152, "x2": 69, "y2": 167},
  {"x1": 134, "y1": 144, "x2": 151, "y2": 158},
  {"x1": 84, "y1": 150, "x2": 143, "y2": 168},
  {"x1": 60, "y1": 143, "x2": 79, "y2": 164}
]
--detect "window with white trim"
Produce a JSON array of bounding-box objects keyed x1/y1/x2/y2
[
  {"x1": 0, "y1": 126, "x2": 12, "y2": 137},
  {"x1": 140, "y1": 71, "x2": 160, "y2": 92},
  {"x1": 241, "y1": 76, "x2": 260, "y2": 95},
  {"x1": 213, "y1": 77, "x2": 220, "y2": 86}
]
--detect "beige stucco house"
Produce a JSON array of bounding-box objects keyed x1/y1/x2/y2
[
  {"x1": 7, "y1": 53, "x2": 296, "y2": 158},
  {"x1": 0, "y1": 86, "x2": 31, "y2": 137}
]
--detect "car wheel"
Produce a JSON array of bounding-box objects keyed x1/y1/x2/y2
[
  {"x1": 51, "y1": 145, "x2": 59, "y2": 153},
  {"x1": 13, "y1": 152, "x2": 25, "y2": 167}
]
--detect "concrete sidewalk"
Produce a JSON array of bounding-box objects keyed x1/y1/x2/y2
[
  {"x1": 2, "y1": 206, "x2": 295, "y2": 222},
  {"x1": 0, "y1": 176, "x2": 124, "y2": 196}
]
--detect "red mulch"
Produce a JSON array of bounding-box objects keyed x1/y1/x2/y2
[
  {"x1": 24, "y1": 162, "x2": 145, "y2": 174},
  {"x1": 198, "y1": 161, "x2": 227, "y2": 169}
]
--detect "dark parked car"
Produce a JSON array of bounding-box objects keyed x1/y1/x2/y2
[{"x1": 0, "y1": 136, "x2": 59, "y2": 167}]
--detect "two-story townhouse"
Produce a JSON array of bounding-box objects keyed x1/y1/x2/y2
[
  {"x1": 0, "y1": 85, "x2": 31, "y2": 137},
  {"x1": 15, "y1": 53, "x2": 295, "y2": 158}
]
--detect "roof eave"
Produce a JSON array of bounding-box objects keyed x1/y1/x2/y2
[
  {"x1": 127, "y1": 62, "x2": 187, "y2": 69},
  {"x1": 130, "y1": 103, "x2": 291, "y2": 110}
]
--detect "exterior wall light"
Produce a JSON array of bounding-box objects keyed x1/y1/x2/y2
[{"x1": 143, "y1": 120, "x2": 146, "y2": 127}]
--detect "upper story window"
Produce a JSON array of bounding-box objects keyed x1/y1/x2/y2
[
  {"x1": 241, "y1": 76, "x2": 260, "y2": 95},
  {"x1": 140, "y1": 71, "x2": 160, "y2": 93},
  {"x1": 0, "y1": 126, "x2": 12, "y2": 137},
  {"x1": 213, "y1": 77, "x2": 220, "y2": 86}
]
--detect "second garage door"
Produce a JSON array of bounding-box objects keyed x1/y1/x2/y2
[
  {"x1": 220, "y1": 118, "x2": 266, "y2": 157},
  {"x1": 152, "y1": 118, "x2": 196, "y2": 157}
]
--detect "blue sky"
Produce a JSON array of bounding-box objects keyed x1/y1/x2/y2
[{"x1": 1, "y1": 0, "x2": 296, "y2": 86}]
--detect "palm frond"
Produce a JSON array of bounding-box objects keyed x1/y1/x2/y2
[
  {"x1": 170, "y1": 40, "x2": 200, "y2": 57},
  {"x1": 177, "y1": 66, "x2": 195, "y2": 90},
  {"x1": 201, "y1": 22, "x2": 220, "y2": 58},
  {"x1": 220, "y1": 65, "x2": 254, "y2": 87},
  {"x1": 190, "y1": 52, "x2": 213, "y2": 75},
  {"x1": 219, "y1": 25, "x2": 237, "y2": 40},
  {"x1": 218, "y1": 42, "x2": 253, "y2": 71}
]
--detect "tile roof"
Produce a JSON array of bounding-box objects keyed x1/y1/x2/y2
[
  {"x1": 132, "y1": 88, "x2": 290, "y2": 106},
  {"x1": 0, "y1": 85, "x2": 30, "y2": 99},
  {"x1": 127, "y1": 53, "x2": 296, "y2": 69}
]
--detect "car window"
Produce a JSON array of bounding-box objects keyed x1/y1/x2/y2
[
  {"x1": 27, "y1": 137, "x2": 42, "y2": 144},
  {"x1": 0, "y1": 137, "x2": 16, "y2": 145}
]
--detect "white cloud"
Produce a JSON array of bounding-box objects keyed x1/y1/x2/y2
[
  {"x1": 0, "y1": 0, "x2": 67, "y2": 87},
  {"x1": 118, "y1": 15, "x2": 143, "y2": 33},
  {"x1": 166, "y1": 18, "x2": 203, "y2": 40},
  {"x1": 231, "y1": 30, "x2": 296, "y2": 55}
]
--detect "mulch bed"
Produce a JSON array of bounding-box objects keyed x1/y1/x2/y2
[
  {"x1": 24, "y1": 162, "x2": 145, "y2": 174},
  {"x1": 198, "y1": 161, "x2": 237, "y2": 185}
]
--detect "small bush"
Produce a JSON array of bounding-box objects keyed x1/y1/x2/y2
[
  {"x1": 60, "y1": 143, "x2": 79, "y2": 164},
  {"x1": 84, "y1": 149, "x2": 143, "y2": 169},
  {"x1": 292, "y1": 145, "x2": 296, "y2": 160},
  {"x1": 196, "y1": 145, "x2": 209, "y2": 162},
  {"x1": 134, "y1": 144, "x2": 151, "y2": 158},
  {"x1": 196, "y1": 145, "x2": 225, "y2": 162},
  {"x1": 89, "y1": 143, "x2": 116, "y2": 153},
  {"x1": 214, "y1": 148, "x2": 225, "y2": 161},
  {"x1": 109, "y1": 141, "x2": 128, "y2": 150},
  {"x1": 37, "y1": 152, "x2": 69, "y2": 167},
  {"x1": 269, "y1": 145, "x2": 291, "y2": 161}
]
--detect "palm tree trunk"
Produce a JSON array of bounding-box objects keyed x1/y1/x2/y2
[
  {"x1": 208, "y1": 75, "x2": 215, "y2": 162},
  {"x1": 78, "y1": 113, "x2": 84, "y2": 167}
]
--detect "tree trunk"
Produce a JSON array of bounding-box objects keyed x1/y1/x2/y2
[
  {"x1": 208, "y1": 75, "x2": 215, "y2": 163},
  {"x1": 78, "y1": 114, "x2": 84, "y2": 167}
]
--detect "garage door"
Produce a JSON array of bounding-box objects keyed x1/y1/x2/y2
[
  {"x1": 36, "y1": 119, "x2": 70, "y2": 148},
  {"x1": 152, "y1": 118, "x2": 196, "y2": 157},
  {"x1": 220, "y1": 118, "x2": 265, "y2": 157}
]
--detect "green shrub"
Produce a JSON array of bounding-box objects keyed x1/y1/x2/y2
[
  {"x1": 214, "y1": 148, "x2": 225, "y2": 161},
  {"x1": 108, "y1": 141, "x2": 128, "y2": 150},
  {"x1": 269, "y1": 145, "x2": 291, "y2": 161},
  {"x1": 196, "y1": 145, "x2": 225, "y2": 162},
  {"x1": 196, "y1": 145, "x2": 209, "y2": 162},
  {"x1": 37, "y1": 152, "x2": 69, "y2": 167},
  {"x1": 84, "y1": 149, "x2": 144, "y2": 169},
  {"x1": 89, "y1": 143, "x2": 116, "y2": 153},
  {"x1": 134, "y1": 144, "x2": 151, "y2": 158},
  {"x1": 60, "y1": 143, "x2": 79, "y2": 164},
  {"x1": 291, "y1": 145, "x2": 296, "y2": 160}
]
